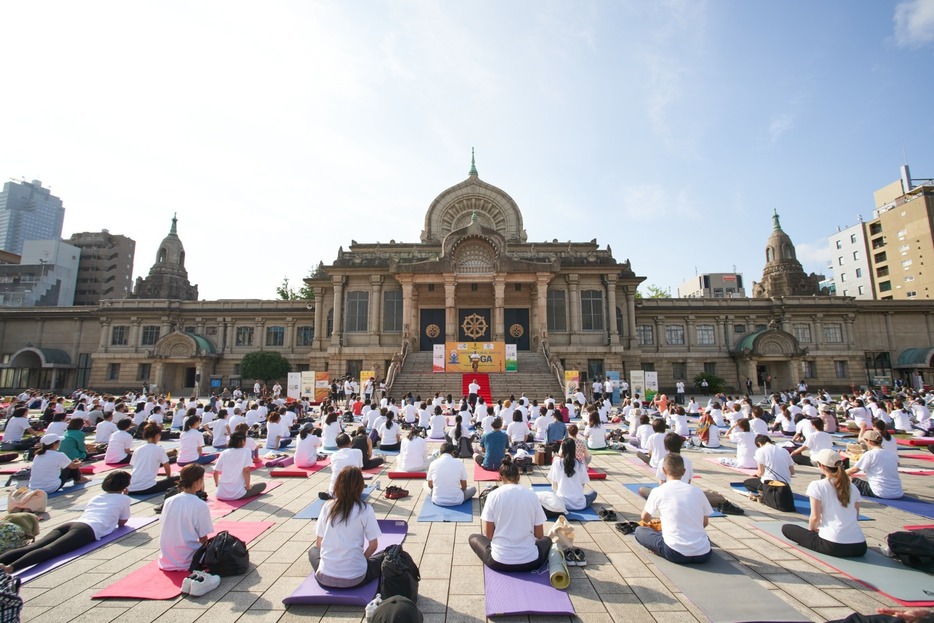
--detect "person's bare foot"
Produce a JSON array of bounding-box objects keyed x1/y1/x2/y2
[
  {"x1": 0, "y1": 564, "x2": 12, "y2": 574},
  {"x1": 75, "y1": 477, "x2": 91, "y2": 485}
]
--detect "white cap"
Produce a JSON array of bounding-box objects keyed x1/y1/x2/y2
[{"x1": 40, "y1": 433, "x2": 63, "y2": 446}]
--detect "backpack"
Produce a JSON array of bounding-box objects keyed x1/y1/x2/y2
[
  {"x1": 478, "y1": 485, "x2": 499, "y2": 512},
  {"x1": 887, "y1": 529, "x2": 934, "y2": 573},
  {"x1": 455, "y1": 436, "x2": 473, "y2": 459},
  {"x1": 379, "y1": 544, "x2": 420, "y2": 602},
  {"x1": 189, "y1": 530, "x2": 250, "y2": 576}
]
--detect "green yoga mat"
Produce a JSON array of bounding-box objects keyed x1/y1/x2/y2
[
  {"x1": 755, "y1": 521, "x2": 934, "y2": 606},
  {"x1": 588, "y1": 448, "x2": 620, "y2": 455}
]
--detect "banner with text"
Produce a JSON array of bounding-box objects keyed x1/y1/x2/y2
[
  {"x1": 630, "y1": 370, "x2": 645, "y2": 402},
  {"x1": 645, "y1": 371, "x2": 659, "y2": 402},
  {"x1": 505, "y1": 344, "x2": 517, "y2": 372},
  {"x1": 314, "y1": 372, "x2": 330, "y2": 403},
  {"x1": 300, "y1": 371, "x2": 316, "y2": 400},
  {"x1": 433, "y1": 344, "x2": 445, "y2": 373},
  {"x1": 565, "y1": 370, "x2": 580, "y2": 400},
  {"x1": 444, "y1": 342, "x2": 505, "y2": 373},
  {"x1": 359, "y1": 370, "x2": 375, "y2": 396},
  {"x1": 287, "y1": 372, "x2": 302, "y2": 401}
]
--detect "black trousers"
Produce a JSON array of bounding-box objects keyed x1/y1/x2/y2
[
  {"x1": 0, "y1": 521, "x2": 95, "y2": 571},
  {"x1": 468, "y1": 534, "x2": 551, "y2": 572},
  {"x1": 781, "y1": 524, "x2": 867, "y2": 558},
  {"x1": 60, "y1": 467, "x2": 84, "y2": 489},
  {"x1": 308, "y1": 545, "x2": 383, "y2": 588},
  {"x1": 129, "y1": 475, "x2": 180, "y2": 496},
  {"x1": 362, "y1": 456, "x2": 384, "y2": 470},
  {"x1": 743, "y1": 477, "x2": 763, "y2": 493}
]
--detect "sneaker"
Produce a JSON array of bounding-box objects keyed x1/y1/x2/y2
[
  {"x1": 181, "y1": 574, "x2": 194, "y2": 595},
  {"x1": 598, "y1": 508, "x2": 618, "y2": 522},
  {"x1": 187, "y1": 571, "x2": 221, "y2": 597},
  {"x1": 385, "y1": 486, "x2": 409, "y2": 500},
  {"x1": 572, "y1": 548, "x2": 587, "y2": 567},
  {"x1": 717, "y1": 501, "x2": 745, "y2": 516},
  {"x1": 564, "y1": 548, "x2": 578, "y2": 567}
]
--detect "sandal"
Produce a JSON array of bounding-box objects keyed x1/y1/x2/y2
[
  {"x1": 614, "y1": 521, "x2": 639, "y2": 535},
  {"x1": 572, "y1": 547, "x2": 587, "y2": 567},
  {"x1": 564, "y1": 548, "x2": 578, "y2": 567},
  {"x1": 598, "y1": 508, "x2": 617, "y2": 522}
]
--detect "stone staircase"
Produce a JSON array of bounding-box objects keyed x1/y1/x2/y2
[{"x1": 388, "y1": 350, "x2": 564, "y2": 402}]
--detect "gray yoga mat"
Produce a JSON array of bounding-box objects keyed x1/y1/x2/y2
[
  {"x1": 646, "y1": 548, "x2": 812, "y2": 623},
  {"x1": 755, "y1": 521, "x2": 934, "y2": 605}
]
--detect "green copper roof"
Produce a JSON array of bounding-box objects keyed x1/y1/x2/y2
[
  {"x1": 191, "y1": 334, "x2": 216, "y2": 355},
  {"x1": 469, "y1": 147, "x2": 478, "y2": 176},
  {"x1": 772, "y1": 209, "x2": 782, "y2": 231},
  {"x1": 170, "y1": 212, "x2": 178, "y2": 235},
  {"x1": 896, "y1": 347, "x2": 934, "y2": 368},
  {"x1": 734, "y1": 329, "x2": 768, "y2": 352}
]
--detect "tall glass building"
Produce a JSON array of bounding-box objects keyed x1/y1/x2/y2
[{"x1": 0, "y1": 179, "x2": 65, "y2": 255}]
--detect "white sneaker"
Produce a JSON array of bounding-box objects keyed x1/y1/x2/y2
[
  {"x1": 187, "y1": 571, "x2": 221, "y2": 597},
  {"x1": 181, "y1": 575, "x2": 194, "y2": 595},
  {"x1": 365, "y1": 593, "x2": 383, "y2": 621}
]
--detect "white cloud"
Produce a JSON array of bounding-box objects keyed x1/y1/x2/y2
[
  {"x1": 795, "y1": 239, "x2": 834, "y2": 275},
  {"x1": 894, "y1": 0, "x2": 934, "y2": 47},
  {"x1": 616, "y1": 185, "x2": 699, "y2": 222},
  {"x1": 768, "y1": 112, "x2": 796, "y2": 145}
]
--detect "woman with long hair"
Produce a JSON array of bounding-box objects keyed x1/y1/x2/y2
[
  {"x1": 582, "y1": 411, "x2": 608, "y2": 450},
  {"x1": 547, "y1": 437, "x2": 597, "y2": 514},
  {"x1": 781, "y1": 449, "x2": 867, "y2": 558},
  {"x1": 398, "y1": 427, "x2": 428, "y2": 472},
  {"x1": 214, "y1": 433, "x2": 266, "y2": 501},
  {"x1": 308, "y1": 466, "x2": 384, "y2": 588},
  {"x1": 177, "y1": 415, "x2": 219, "y2": 466},
  {"x1": 321, "y1": 410, "x2": 343, "y2": 451},
  {"x1": 377, "y1": 412, "x2": 401, "y2": 452},
  {"x1": 28, "y1": 433, "x2": 88, "y2": 493},
  {"x1": 350, "y1": 426, "x2": 385, "y2": 470},
  {"x1": 295, "y1": 426, "x2": 323, "y2": 469},
  {"x1": 128, "y1": 424, "x2": 180, "y2": 495},
  {"x1": 428, "y1": 406, "x2": 447, "y2": 440}
]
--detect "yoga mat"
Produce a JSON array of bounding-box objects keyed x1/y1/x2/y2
[
  {"x1": 898, "y1": 437, "x2": 934, "y2": 446},
  {"x1": 417, "y1": 496, "x2": 473, "y2": 522},
  {"x1": 272, "y1": 457, "x2": 330, "y2": 477},
  {"x1": 388, "y1": 471, "x2": 427, "y2": 479},
  {"x1": 374, "y1": 450, "x2": 399, "y2": 456},
  {"x1": 755, "y1": 521, "x2": 934, "y2": 606},
  {"x1": 728, "y1": 484, "x2": 871, "y2": 521},
  {"x1": 0, "y1": 479, "x2": 101, "y2": 512},
  {"x1": 899, "y1": 468, "x2": 934, "y2": 475},
  {"x1": 16, "y1": 517, "x2": 159, "y2": 584},
  {"x1": 483, "y1": 565, "x2": 575, "y2": 617},
  {"x1": 623, "y1": 483, "x2": 725, "y2": 517},
  {"x1": 530, "y1": 484, "x2": 601, "y2": 521},
  {"x1": 862, "y1": 493, "x2": 934, "y2": 521},
  {"x1": 264, "y1": 456, "x2": 294, "y2": 468},
  {"x1": 282, "y1": 520, "x2": 407, "y2": 605},
  {"x1": 293, "y1": 483, "x2": 377, "y2": 520},
  {"x1": 92, "y1": 520, "x2": 274, "y2": 600},
  {"x1": 701, "y1": 456, "x2": 757, "y2": 476},
  {"x1": 80, "y1": 462, "x2": 127, "y2": 475},
  {"x1": 905, "y1": 524, "x2": 934, "y2": 530},
  {"x1": 587, "y1": 467, "x2": 607, "y2": 480},
  {"x1": 649, "y1": 549, "x2": 811, "y2": 623},
  {"x1": 474, "y1": 464, "x2": 500, "y2": 481},
  {"x1": 588, "y1": 448, "x2": 620, "y2": 455},
  {"x1": 902, "y1": 453, "x2": 934, "y2": 463},
  {"x1": 207, "y1": 481, "x2": 282, "y2": 518},
  {"x1": 547, "y1": 544, "x2": 569, "y2": 589}
]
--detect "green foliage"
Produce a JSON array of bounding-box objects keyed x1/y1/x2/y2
[
  {"x1": 640, "y1": 284, "x2": 669, "y2": 299},
  {"x1": 240, "y1": 351, "x2": 291, "y2": 384},
  {"x1": 693, "y1": 372, "x2": 726, "y2": 394},
  {"x1": 276, "y1": 274, "x2": 315, "y2": 301}
]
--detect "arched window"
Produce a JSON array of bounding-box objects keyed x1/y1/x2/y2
[
  {"x1": 782, "y1": 244, "x2": 794, "y2": 259},
  {"x1": 454, "y1": 240, "x2": 495, "y2": 274},
  {"x1": 158, "y1": 248, "x2": 167, "y2": 263},
  {"x1": 766, "y1": 247, "x2": 774, "y2": 262}
]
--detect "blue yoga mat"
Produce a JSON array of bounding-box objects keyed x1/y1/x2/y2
[
  {"x1": 863, "y1": 494, "x2": 934, "y2": 520},
  {"x1": 728, "y1": 483, "x2": 872, "y2": 521},
  {"x1": 293, "y1": 483, "x2": 377, "y2": 520},
  {"x1": 622, "y1": 483, "x2": 725, "y2": 518},
  {"x1": 418, "y1": 496, "x2": 474, "y2": 522},
  {"x1": 529, "y1": 484, "x2": 601, "y2": 521}
]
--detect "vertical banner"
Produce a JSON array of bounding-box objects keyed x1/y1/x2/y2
[
  {"x1": 645, "y1": 371, "x2": 659, "y2": 402},
  {"x1": 630, "y1": 370, "x2": 645, "y2": 402},
  {"x1": 432, "y1": 344, "x2": 445, "y2": 373},
  {"x1": 564, "y1": 370, "x2": 580, "y2": 400},
  {"x1": 287, "y1": 372, "x2": 302, "y2": 400},
  {"x1": 314, "y1": 372, "x2": 330, "y2": 403},
  {"x1": 606, "y1": 371, "x2": 620, "y2": 404},
  {"x1": 300, "y1": 371, "x2": 316, "y2": 400},
  {"x1": 359, "y1": 370, "x2": 375, "y2": 396},
  {"x1": 505, "y1": 344, "x2": 517, "y2": 372}
]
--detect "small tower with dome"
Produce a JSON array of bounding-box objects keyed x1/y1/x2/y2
[
  {"x1": 752, "y1": 210, "x2": 825, "y2": 298},
  {"x1": 133, "y1": 214, "x2": 199, "y2": 300}
]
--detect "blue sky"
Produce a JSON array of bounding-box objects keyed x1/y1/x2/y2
[{"x1": 1, "y1": 1, "x2": 933, "y2": 299}]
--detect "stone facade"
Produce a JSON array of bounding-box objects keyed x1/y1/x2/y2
[
  {"x1": 752, "y1": 211, "x2": 825, "y2": 298},
  {"x1": 133, "y1": 215, "x2": 198, "y2": 301}
]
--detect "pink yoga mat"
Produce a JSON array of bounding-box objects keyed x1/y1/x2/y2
[
  {"x1": 701, "y1": 456, "x2": 757, "y2": 476},
  {"x1": 474, "y1": 464, "x2": 500, "y2": 481},
  {"x1": 80, "y1": 462, "x2": 128, "y2": 475},
  {"x1": 587, "y1": 468, "x2": 607, "y2": 480},
  {"x1": 92, "y1": 520, "x2": 274, "y2": 599},
  {"x1": 902, "y1": 453, "x2": 934, "y2": 462},
  {"x1": 207, "y1": 481, "x2": 282, "y2": 518},
  {"x1": 898, "y1": 438, "x2": 934, "y2": 446},
  {"x1": 388, "y1": 471, "x2": 427, "y2": 479}
]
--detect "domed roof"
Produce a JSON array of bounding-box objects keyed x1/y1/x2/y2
[{"x1": 765, "y1": 210, "x2": 797, "y2": 263}]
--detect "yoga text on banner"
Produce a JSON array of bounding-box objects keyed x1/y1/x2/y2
[{"x1": 445, "y1": 342, "x2": 505, "y2": 373}]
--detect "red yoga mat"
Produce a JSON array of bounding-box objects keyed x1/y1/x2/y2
[
  {"x1": 207, "y1": 481, "x2": 282, "y2": 519},
  {"x1": 80, "y1": 462, "x2": 128, "y2": 475},
  {"x1": 897, "y1": 437, "x2": 934, "y2": 446},
  {"x1": 902, "y1": 453, "x2": 934, "y2": 462},
  {"x1": 587, "y1": 468, "x2": 607, "y2": 480},
  {"x1": 474, "y1": 464, "x2": 500, "y2": 481},
  {"x1": 92, "y1": 520, "x2": 274, "y2": 599},
  {"x1": 388, "y1": 471, "x2": 427, "y2": 479}
]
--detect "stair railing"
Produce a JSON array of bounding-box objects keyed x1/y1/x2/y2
[
  {"x1": 540, "y1": 337, "x2": 565, "y2": 395},
  {"x1": 385, "y1": 338, "x2": 410, "y2": 394}
]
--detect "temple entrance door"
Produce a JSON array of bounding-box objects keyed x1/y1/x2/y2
[
  {"x1": 419, "y1": 309, "x2": 445, "y2": 351},
  {"x1": 458, "y1": 308, "x2": 492, "y2": 342},
  {"x1": 504, "y1": 308, "x2": 530, "y2": 351}
]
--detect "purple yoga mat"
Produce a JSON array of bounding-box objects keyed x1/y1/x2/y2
[
  {"x1": 866, "y1": 494, "x2": 934, "y2": 520},
  {"x1": 484, "y1": 565, "x2": 575, "y2": 617},
  {"x1": 17, "y1": 516, "x2": 159, "y2": 584},
  {"x1": 281, "y1": 520, "x2": 408, "y2": 606}
]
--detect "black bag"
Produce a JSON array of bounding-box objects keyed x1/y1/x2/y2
[
  {"x1": 478, "y1": 485, "x2": 499, "y2": 512},
  {"x1": 456, "y1": 436, "x2": 474, "y2": 459},
  {"x1": 887, "y1": 529, "x2": 934, "y2": 573},
  {"x1": 379, "y1": 544, "x2": 420, "y2": 602},
  {"x1": 189, "y1": 530, "x2": 250, "y2": 576},
  {"x1": 760, "y1": 480, "x2": 795, "y2": 513},
  {"x1": 0, "y1": 569, "x2": 22, "y2": 623}
]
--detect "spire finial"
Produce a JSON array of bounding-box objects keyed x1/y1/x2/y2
[
  {"x1": 471, "y1": 210, "x2": 478, "y2": 223},
  {"x1": 170, "y1": 212, "x2": 178, "y2": 235},
  {"x1": 772, "y1": 209, "x2": 782, "y2": 231},
  {"x1": 469, "y1": 147, "x2": 478, "y2": 176}
]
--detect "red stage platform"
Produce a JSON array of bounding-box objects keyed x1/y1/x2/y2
[{"x1": 463, "y1": 373, "x2": 492, "y2": 403}]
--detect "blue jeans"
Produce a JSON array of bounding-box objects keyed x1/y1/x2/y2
[
  {"x1": 265, "y1": 439, "x2": 293, "y2": 451},
  {"x1": 178, "y1": 454, "x2": 218, "y2": 466},
  {"x1": 634, "y1": 527, "x2": 711, "y2": 564}
]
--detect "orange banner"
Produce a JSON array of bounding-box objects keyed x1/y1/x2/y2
[{"x1": 444, "y1": 342, "x2": 505, "y2": 373}]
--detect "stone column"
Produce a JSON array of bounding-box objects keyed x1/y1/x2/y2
[
  {"x1": 567, "y1": 274, "x2": 580, "y2": 343},
  {"x1": 844, "y1": 314, "x2": 856, "y2": 348},
  {"x1": 99, "y1": 318, "x2": 111, "y2": 351},
  {"x1": 399, "y1": 277, "x2": 413, "y2": 344},
  {"x1": 625, "y1": 286, "x2": 637, "y2": 349},
  {"x1": 685, "y1": 315, "x2": 695, "y2": 352},
  {"x1": 444, "y1": 276, "x2": 457, "y2": 342},
  {"x1": 225, "y1": 318, "x2": 235, "y2": 352},
  {"x1": 285, "y1": 318, "x2": 295, "y2": 354},
  {"x1": 129, "y1": 318, "x2": 141, "y2": 354},
  {"x1": 313, "y1": 287, "x2": 325, "y2": 349},
  {"x1": 255, "y1": 318, "x2": 265, "y2": 348},
  {"x1": 927, "y1": 312, "x2": 934, "y2": 346},
  {"x1": 718, "y1": 316, "x2": 730, "y2": 352},
  {"x1": 812, "y1": 314, "x2": 823, "y2": 348},
  {"x1": 654, "y1": 316, "x2": 665, "y2": 353},
  {"x1": 161, "y1": 316, "x2": 171, "y2": 338},
  {"x1": 410, "y1": 285, "x2": 420, "y2": 345},
  {"x1": 884, "y1": 312, "x2": 895, "y2": 350},
  {"x1": 153, "y1": 361, "x2": 165, "y2": 393},
  {"x1": 494, "y1": 276, "x2": 506, "y2": 342},
  {"x1": 536, "y1": 273, "x2": 551, "y2": 342},
  {"x1": 607, "y1": 275, "x2": 619, "y2": 345},
  {"x1": 331, "y1": 277, "x2": 344, "y2": 347},
  {"x1": 369, "y1": 275, "x2": 383, "y2": 344}
]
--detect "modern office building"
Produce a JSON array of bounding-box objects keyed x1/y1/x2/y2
[
  {"x1": 828, "y1": 222, "x2": 873, "y2": 299},
  {"x1": 678, "y1": 273, "x2": 745, "y2": 298},
  {"x1": 68, "y1": 230, "x2": 136, "y2": 305},
  {"x1": 0, "y1": 240, "x2": 80, "y2": 307},
  {"x1": 0, "y1": 180, "x2": 65, "y2": 255}
]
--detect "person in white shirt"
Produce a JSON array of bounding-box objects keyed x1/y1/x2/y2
[
  {"x1": 694, "y1": 412, "x2": 721, "y2": 448},
  {"x1": 846, "y1": 400, "x2": 872, "y2": 432},
  {"x1": 263, "y1": 411, "x2": 292, "y2": 451},
  {"x1": 2, "y1": 408, "x2": 36, "y2": 446},
  {"x1": 847, "y1": 431, "x2": 903, "y2": 499},
  {"x1": 469, "y1": 456, "x2": 550, "y2": 572},
  {"x1": 94, "y1": 412, "x2": 118, "y2": 445},
  {"x1": 45, "y1": 413, "x2": 69, "y2": 438},
  {"x1": 295, "y1": 426, "x2": 323, "y2": 468},
  {"x1": 209, "y1": 410, "x2": 232, "y2": 450},
  {"x1": 417, "y1": 402, "x2": 432, "y2": 429},
  {"x1": 547, "y1": 438, "x2": 597, "y2": 512},
  {"x1": 592, "y1": 380, "x2": 603, "y2": 401},
  {"x1": 364, "y1": 404, "x2": 382, "y2": 432},
  {"x1": 308, "y1": 467, "x2": 383, "y2": 588},
  {"x1": 707, "y1": 404, "x2": 725, "y2": 428},
  {"x1": 158, "y1": 464, "x2": 213, "y2": 571},
  {"x1": 790, "y1": 418, "x2": 833, "y2": 466},
  {"x1": 671, "y1": 406, "x2": 690, "y2": 437},
  {"x1": 402, "y1": 402, "x2": 419, "y2": 426},
  {"x1": 505, "y1": 411, "x2": 530, "y2": 445},
  {"x1": 128, "y1": 424, "x2": 180, "y2": 495},
  {"x1": 105, "y1": 419, "x2": 135, "y2": 465},
  {"x1": 427, "y1": 406, "x2": 447, "y2": 440},
  {"x1": 398, "y1": 429, "x2": 429, "y2": 472},
  {"x1": 377, "y1": 412, "x2": 401, "y2": 452},
  {"x1": 0, "y1": 470, "x2": 131, "y2": 573},
  {"x1": 214, "y1": 433, "x2": 266, "y2": 500},
  {"x1": 321, "y1": 412, "x2": 343, "y2": 451},
  {"x1": 742, "y1": 435, "x2": 795, "y2": 496},
  {"x1": 635, "y1": 454, "x2": 713, "y2": 564},
  {"x1": 582, "y1": 411, "x2": 608, "y2": 449},
  {"x1": 426, "y1": 443, "x2": 476, "y2": 506},
  {"x1": 723, "y1": 419, "x2": 757, "y2": 469},
  {"x1": 177, "y1": 416, "x2": 219, "y2": 466},
  {"x1": 891, "y1": 399, "x2": 914, "y2": 433},
  {"x1": 28, "y1": 434, "x2": 89, "y2": 493},
  {"x1": 637, "y1": 419, "x2": 669, "y2": 467},
  {"x1": 782, "y1": 449, "x2": 867, "y2": 558},
  {"x1": 324, "y1": 434, "x2": 364, "y2": 498}
]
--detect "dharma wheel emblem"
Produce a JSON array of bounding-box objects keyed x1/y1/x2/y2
[
  {"x1": 425, "y1": 324, "x2": 441, "y2": 339},
  {"x1": 509, "y1": 323, "x2": 524, "y2": 338},
  {"x1": 461, "y1": 313, "x2": 488, "y2": 339}
]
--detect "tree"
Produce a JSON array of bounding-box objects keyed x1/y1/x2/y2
[
  {"x1": 693, "y1": 372, "x2": 726, "y2": 394},
  {"x1": 276, "y1": 272, "x2": 316, "y2": 301},
  {"x1": 637, "y1": 284, "x2": 669, "y2": 299},
  {"x1": 240, "y1": 351, "x2": 291, "y2": 384}
]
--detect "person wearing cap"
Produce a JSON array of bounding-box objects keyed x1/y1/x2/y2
[
  {"x1": 781, "y1": 449, "x2": 867, "y2": 558},
  {"x1": 28, "y1": 433, "x2": 89, "y2": 493},
  {"x1": 846, "y1": 430, "x2": 903, "y2": 499}
]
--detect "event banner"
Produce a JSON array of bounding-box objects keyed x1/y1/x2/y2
[
  {"x1": 287, "y1": 372, "x2": 302, "y2": 401},
  {"x1": 359, "y1": 370, "x2": 375, "y2": 395},
  {"x1": 645, "y1": 371, "x2": 659, "y2": 401},
  {"x1": 606, "y1": 371, "x2": 620, "y2": 404},
  {"x1": 433, "y1": 344, "x2": 445, "y2": 373},
  {"x1": 445, "y1": 342, "x2": 505, "y2": 373},
  {"x1": 300, "y1": 371, "x2": 316, "y2": 400},
  {"x1": 565, "y1": 370, "x2": 580, "y2": 399},
  {"x1": 630, "y1": 370, "x2": 645, "y2": 401},
  {"x1": 314, "y1": 372, "x2": 330, "y2": 402},
  {"x1": 505, "y1": 344, "x2": 517, "y2": 372}
]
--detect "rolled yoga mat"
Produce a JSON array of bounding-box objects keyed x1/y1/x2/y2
[{"x1": 547, "y1": 544, "x2": 570, "y2": 589}]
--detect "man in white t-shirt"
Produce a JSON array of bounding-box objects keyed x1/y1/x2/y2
[
  {"x1": 468, "y1": 379, "x2": 481, "y2": 406},
  {"x1": 323, "y1": 434, "x2": 363, "y2": 498},
  {"x1": 592, "y1": 380, "x2": 603, "y2": 401},
  {"x1": 743, "y1": 435, "x2": 795, "y2": 496},
  {"x1": 635, "y1": 454, "x2": 713, "y2": 564},
  {"x1": 427, "y1": 443, "x2": 476, "y2": 506}
]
